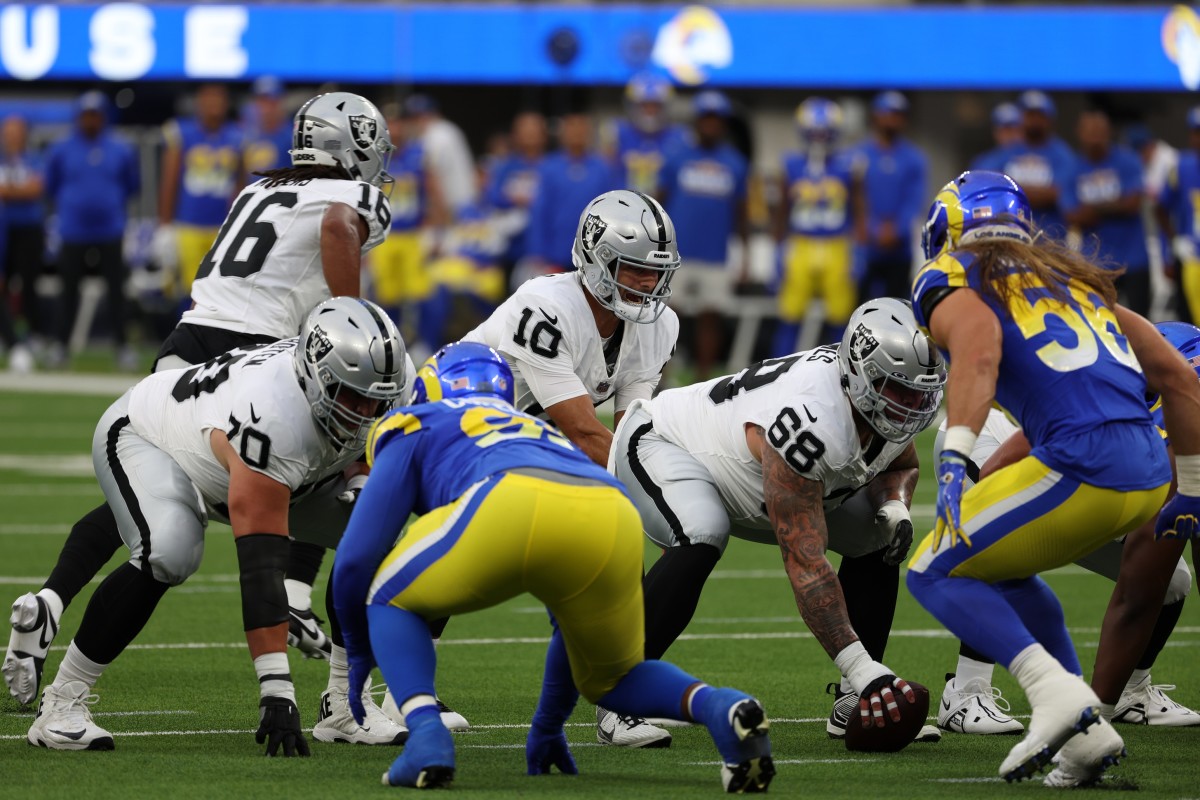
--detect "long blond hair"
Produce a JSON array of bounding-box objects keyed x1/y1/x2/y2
[{"x1": 956, "y1": 234, "x2": 1121, "y2": 317}]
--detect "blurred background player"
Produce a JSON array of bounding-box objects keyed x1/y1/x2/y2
[
  {"x1": 156, "y1": 83, "x2": 242, "y2": 304},
  {"x1": 972, "y1": 102, "x2": 1023, "y2": 170},
  {"x1": 0, "y1": 113, "x2": 44, "y2": 372},
  {"x1": 523, "y1": 113, "x2": 617, "y2": 279},
  {"x1": 43, "y1": 91, "x2": 140, "y2": 370},
  {"x1": 241, "y1": 76, "x2": 293, "y2": 176},
  {"x1": 367, "y1": 104, "x2": 447, "y2": 361},
  {"x1": 332, "y1": 342, "x2": 774, "y2": 792},
  {"x1": 404, "y1": 94, "x2": 476, "y2": 216},
  {"x1": 772, "y1": 97, "x2": 859, "y2": 356},
  {"x1": 484, "y1": 111, "x2": 547, "y2": 286},
  {"x1": 1158, "y1": 107, "x2": 1200, "y2": 325},
  {"x1": 853, "y1": 91, "x2": 926, "y2": 304},
  {"x1": 1063, "y1": 109, "x2": 1150, "y2": 316},
  {"x1": 660, "y1": 90, "x2": 748, "y2": 380},
  {"x1": 603, "y1": 72, "x2": 688, "y2": 197}
]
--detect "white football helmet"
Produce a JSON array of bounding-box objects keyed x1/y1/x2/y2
[
  {"x1": 289, "y1": 92, "x2": 394, "y2": 188},
  {"x1": 295, "y1": 297, "x2": 406, "y2": 453},
  {"x1": 838, "y1": 298, "x2": 946, "y2": 442},
  {"x1": 570, "y1": 190, "x2": 680, "y2": 324}
]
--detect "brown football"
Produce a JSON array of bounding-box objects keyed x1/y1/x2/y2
[{"x1": 844, "y1": 681, "x2": 930, "y2": 753}]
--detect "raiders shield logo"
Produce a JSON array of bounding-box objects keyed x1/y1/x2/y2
[
  {"x1": 306, "y1": 325, "x2": 334, "y2": 363},
  {"x1": 581, "y1": 213, "x2": 607, "y2": 251},
  {"x1": 348, "y1": 115, "x2": 377, "y2": 150},
  {"x1": 848, "y1": 323, "x2": 879, "y2": 362}
]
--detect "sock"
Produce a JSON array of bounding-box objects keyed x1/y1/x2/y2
[
  {"x1": 1099, "y1": 702, "x2": 1116, "y2": 722},
  {"x1": 72, "y1": 562, "x2": 170, "y2": 665},
  {"x1": 284, "y1": 579, "x2": 312, "y2": 612},
  {"x1": 959, "y1": 640, "x2": 995, "y2": 664},
  {"x1": 42, "y1": 504, "x2": 123, "y2": 608},
  {"x1": 1008, "y1": 643, "x2": 1068, "y2": 699},
  {"x1": 1124, "y1": 667, "x2": 1151, "y2": 693},
  {"x1": 994, "y1": 577, "x2": 1081, "y2": 674},
  {"x1": 325, "y1": 568, "x2": 344, "y2": 647},
  {"x1": 53, "y1": 641, "x2": 107, "y2": 689},
  {"x1": 838, "y1": 548, "x2": 898, "y2": 661},
  {"x1": 327, "y1": 644, "x2": 349, "y2": 691},
  {"x1": 954, "y1": 654, "x2": 997, "y2": 688},
  {"x1": 642, "y1": 544, "x2": 722, "y2": 660},
  {"x1": 1137, "y1": 599, "x2": 1184, "y2": 670},
  {"x1": 367, "y1": 604, "x2": 437, "y2": 707},
  {"x1": 36, "y1": 589, "x2": 64, "y2": 623},
  {"x1": 771, "y1": 321, "x2": 802, "y2": 358},
  {"x1": 286, "y1": 540, "x2": 325, "y2": 587},
  {"x1": 907, "y1": 570, "x2": 1037, "y2": 666},
  {"x1": 400, "y1": 693, "x2": 437, "y2": 719},
  {"x1": 531, "y1": 624, "x2": 579, "y2": 730},
  {"x1": 598, "y1": 660, "x2": 710, "y2": 723},
  {"x1": 254, "y1": 651, "x2": 296, "y2": 704}
]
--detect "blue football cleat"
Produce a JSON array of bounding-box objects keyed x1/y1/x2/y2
[
  {"x1": 696, "y1": 688, "x2": 775, "y2": 794},
  {"x1": 381, "y1": 709, "x2": 456, "y2": 789}
]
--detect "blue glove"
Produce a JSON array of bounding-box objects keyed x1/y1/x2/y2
[
  {"x1": 1156, "y1": 491, "x2": 1200, "y2": 540},
  {"x1": 526, "y1": 724, "x2": 578, "y2": 775},
  {"x1": 935, "y1": 450, "x2": 970, "y2": 547},
  {"x1": 346, "y1": 649, "x2": 375, "y2": 726}
]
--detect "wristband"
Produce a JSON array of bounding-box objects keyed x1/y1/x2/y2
[
  {"x1": 942, "y1": 425, "x2": 978, "y2": 459},
  {"x1": 1175, "y1": 454, "x2": 1200, "y2": 496}
]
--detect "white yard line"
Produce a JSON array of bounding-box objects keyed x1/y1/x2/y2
[{"x1": 0, "y1": 372, "x2": 137, "y2": 397}]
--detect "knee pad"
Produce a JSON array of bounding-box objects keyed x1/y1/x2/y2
[
  {"x1": 236, "y1": 533, "x2": 290, "y2": 631},
  {"x1": 1165, "y1": 557, "x2": 1193, "y2": 605},
  {"x1": 143, "y1": 538, "x2": 204, "y2": 586}
]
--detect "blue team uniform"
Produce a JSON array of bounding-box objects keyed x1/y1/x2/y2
[
  {"x1": 387, "y1": 143, "x2": 427, "y2": 233},
  {"x1": 485, "y1": 153, "x2": 542, "y2": 262},
  {"x1": 242, "y1": 123, "x2": 293, "y2": 175},
  {"x1": 166, "y1": 118, "x2": 243, "y2": 227},
  {"x1": 0, "y1": 151, "x2": 44, "y2": 229},
  {"x1": 855, "y1": 138, "x2": 927, "y2": 257},
  {"x1": 1162, "y1": 151, "x2": 1200, "y2": 246},
  {"x1": 782, "y1": 150, "x2": 855, "y2": 237},
  {"x1": 45, "y1": 131, "x2": 140, "y2": 244},
  {"x1": 661, "y1": 140, "x2": 748, "y2": 265},
  {"x1": 611, "y1": 120, "x2": 688, "y2": 196},
  {"x1": 1061, "y1": 146, "x2": 1148, "y2": 271},
  {"x1": 981, "y1": 140, "x2": 1077, "y2": 237},
  {"x1": 527, "y1": 153, "x2": 618, "y2": 267}
]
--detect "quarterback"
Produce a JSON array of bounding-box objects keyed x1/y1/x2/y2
[
  {"x1": 611, "y1": 297, "x2": 945, "y2": 736},
  {"x1": 26, "y1": 298, "x2": 406, "y2": 755}
]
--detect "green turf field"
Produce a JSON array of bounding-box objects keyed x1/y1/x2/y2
[{"x1": 1, "y1": 387, "x2": 1198, "y2": 798}]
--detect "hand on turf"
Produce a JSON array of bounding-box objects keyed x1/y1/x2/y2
[
  {"x1": 875, "y1": 500, "x2": 914, "y2": 566},
  {"x1": 255, "y1": 697, "x2": 311, "y2": 757},
  {"x1": 337, "y1": 474, "x2": 368, "y2": 506},
  {"x1": 1156, "y1": 491, "x2": 1200, "y2": 540},
  {"x1": 935, "y1": 450, "x2": 969, "y2": 546},
  {"x1": 858, "y1": 674, "x2": 916, "y2": 728},
  {"x1": 526, "y1": 725, "x2": 578, "y2": 776}
]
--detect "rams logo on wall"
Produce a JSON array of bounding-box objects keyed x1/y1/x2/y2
[
  {"x1": 1163, "y1": 5, "x2": 1200, "y2": 90},
  {"x1": 651, "y1": 5, "x2": 732, "y2": 86}
]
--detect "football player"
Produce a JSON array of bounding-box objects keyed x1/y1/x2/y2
[
  {"x1": 610, "y1": 296, "x2": 945, "y2": 740},
  {"x1": 26, "y1": 297, "x2": 406, "y2": 755},
  {"x1": 6, "y1": 93, "x2": 418, "y2": 744},
  {"x1": 461, "y1": 188, "x2": 680, "y2": 746},
  {"x1": 332, "y1": 342, "x2": 774, "y2": 792},
  {"x1": 773, "y1": 97, "x2": 860, "y2": 356},
  {"x1": 601, "y1": 72, "x2": 688, "y2": 197},
  {"x1": 909, "y1": 170, "x2": 1200, "y2": 784}
]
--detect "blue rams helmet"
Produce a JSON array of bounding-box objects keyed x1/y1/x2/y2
[
  {"x1": 412, "y1": 342, "x2": 515, "y2": 405},
  {"x1": 795, "y1": 97, "x2": 843, "y2": 144},
  {"x1": 1157, "y1": 321, "x2": 1200, "y2": 375},
  {"x1": 921, "y1": 170, "x2": 1034, "y2": 262},
  {"x1": 625, "y1": 73, "x2": 673, "y2": 133}
]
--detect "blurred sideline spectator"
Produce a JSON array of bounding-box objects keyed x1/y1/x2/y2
[
  {"x1": 1063, "y1": 109, "x2": 1150, "y2": 316},
  {"x1": 971, "y1": 102, "x2": 1023, "y2": 170},
  {"x1": 1127, "y1": 123, "x2": 1180, "y2": 320},
  {"x1": 241, "y1": 76, "x2": 293, "y2": 176},
  {"x1": 524, "y1": 112, "x2": 618, "y2": 279},
  {"x1": 0, "y1": 114, "x2": 45, "y2": 372},
  {"x1": 853, "y1": 90, "x2": 926, "y2": 302},
  {"x1": 661, "y1": 90, "x2": 749, "y2": 380},
  {"x1": 602, "y1": 72, "x2": 688, "y2": 197},
  {"x1": 772, "y1": 97, "x2": 859, "y2": 356},
  {"x1": 44, "y1": 92, "x2": 140, "y2": 369},
  {"x1": 156, "y1": 83, "x2": 242, "y2": 301},
  {"x1": 1159, "y1": 108, "x2": 1200, "y2": 325},
  {"x1": 485, "y1": 111, "x2": 547, "y2": 280},
  {"x1": 404, "y1": 94, "x2": 477, "y2": 215}
]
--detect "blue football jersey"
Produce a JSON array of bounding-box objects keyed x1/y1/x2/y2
[
  {"x1": 781, "y1": 150, "x2": 855, "y2": 237},
  {"x1": 366, "y1": 397, "x2": 623, "y2": 515},
  {"x1": 1161, "y1": 151, "x2": 1200, "y2": 248},
  {"x1": 613, "y1": 120, "x2": 688, "y2": 196},
  {"x1": 912, "y1": 250, "x2": 1169, "y2": 491}
]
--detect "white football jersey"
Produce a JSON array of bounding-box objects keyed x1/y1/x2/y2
[
  {"x1": 462, "y1": 272, "x2": 678, "y2": 416},
  {"x1": 126, "y1": 339, "x2": 415, "y2": 516},
  {"x1": 649, "y1": 344, "x2": 911, "y2": 526},
  {"x1": 183, "y1": 177, "x2": 391, "y2": 339},
  {"x1": 935, "y1": 409, "x2": 1020, "y2": 477}
]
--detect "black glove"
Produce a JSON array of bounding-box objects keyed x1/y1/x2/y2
[
  {"x1": 881, "y1": 519, "x2": 914, "y2": 566},
  {"x1": 256, "y1": 697, "x2": 311, "y2": 757}
]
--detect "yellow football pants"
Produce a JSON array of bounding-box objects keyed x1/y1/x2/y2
[
  {"x1": 779, "y1": 235, "x2": 856, "y2": 324},
  {"x1": 370, "y1": 231, "x2": 429, "y2": 305}
]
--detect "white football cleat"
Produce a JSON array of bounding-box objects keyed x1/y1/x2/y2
[
  {"x1": 27, "y1": 680, "x2": 114, "y2": 751},
  {"x1": 381, "y1": 689, "x2": 471, "y2": 732},
  {"x1": 999, "y1": 674, "x2": 1101, "y2": 783},
  {"x1": 938, "y1": 674, "x2": 1024, "y2": 735},
  {"x1": 596, "y1": 706, "x2": 672, "y2": 748},
  {"x1": 313, "y1": 678, "x2": 408, "y2": 745},
  {"x1": 4, "y1": 592, "x2": 60, "y2": 705},
  {"x1": 824, "y1": 682, "x2": 858, "y2": 739},
  {"x1": 1113, "y1": 674, "x2": 1200, "y2": 727},
  {"x1": 1042, "y1": 716, "x2": 1126, "y2": 788},
  {"x1": 287, "y1": 606, "x2": 331, "y2": 660}
]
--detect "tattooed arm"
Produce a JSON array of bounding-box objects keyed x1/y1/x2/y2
[
  {"x1": 866, "y1": 441, "x2": 919, "y2": 511},
  {"x1": 762, "y1": 440, "x2": 858, "y2": 658}
]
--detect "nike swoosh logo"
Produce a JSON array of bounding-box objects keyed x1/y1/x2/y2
[
  {"x1": 802, "y1": 404, "x2": 818, "y2": 424},
  {"x1": 250, "y1": 404, "x2": 261, "y2": 424},
  {"x1": 941, "y1": 697, "x2": 951, "y2": 711},
  {"x1": 49, "y1": 728, "x2": 85, "y2": 741},
  {"x1": 37, "y1": 601, "x2": 56, "y2": 651},
  {"x1": 538, "y1": 307, "x2": 558, "y2": 325}
]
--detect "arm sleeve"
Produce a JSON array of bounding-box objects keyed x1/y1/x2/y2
[
  {"x1": 331, "y1": 181, "x2": 389, "y2": 250},
  {"x1": 332, "y1": 437, "x2": 419, "y2": 650}
]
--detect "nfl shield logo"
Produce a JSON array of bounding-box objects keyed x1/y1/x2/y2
[
  {"x1": 596, "y1": 381, "x2": 611, "y2": 395},
  {"x1": 348, "y1": 115, "x2": 377, "y2": 150}
]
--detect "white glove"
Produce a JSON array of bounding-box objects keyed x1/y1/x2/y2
[
  {"x1": 875, "y1": 500, "x2": 914, "y2": 566},
  {"x1": 834, "y1": 641, "x2": 892, "y2": 696},
  {"x1": 152, "y1": 224, "x2": 180, "y2": 273},
  {"x1": 337, "y1": 473, "x2": 368, "y2": 505},
  {"x1": 1173, "y1": 235, "x2": 1196, "y2": 263}
]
